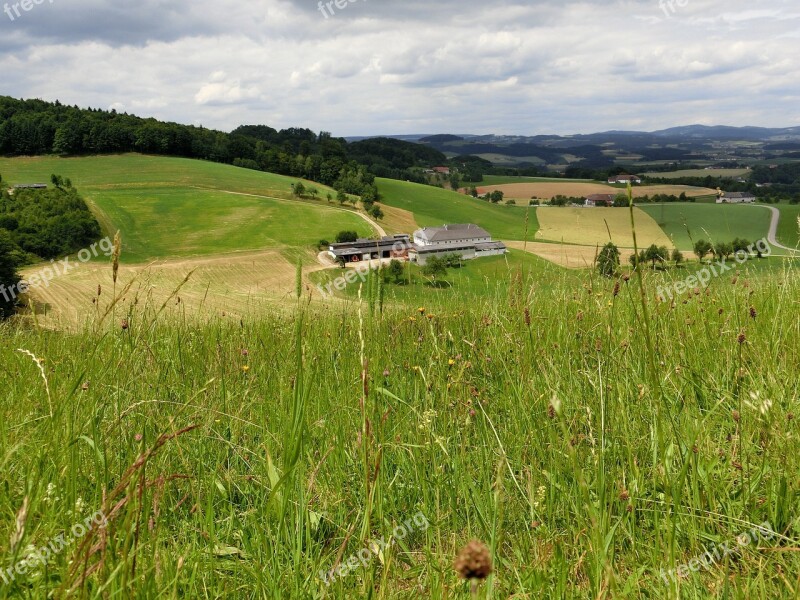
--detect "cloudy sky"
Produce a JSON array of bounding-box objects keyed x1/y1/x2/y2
[{"x1": 1, "y1": 0, "x2": 798, "y2": 136}]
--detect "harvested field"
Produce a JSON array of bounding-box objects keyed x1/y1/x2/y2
[{"x1": 535, "y1": 207, "x2": 674, "y2": 248}]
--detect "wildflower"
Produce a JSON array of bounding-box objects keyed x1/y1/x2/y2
[
  {"x1": 241, "y1": 349, "x2": 249, "y2": 356},
  {"x1": 383, "y1": 369, "x2": 390, "y2": 377},
  {"x1": 121, "y1": 318, "x2": 129, "y2": 330},
  {"x1": 454, "y1": 540, "x2": 493, "y2": 582},
  {"x1": 409, "y1": 316, "x2": 417, "y2": 322},
  {"x1": 732, "y1": 410, "x2": 741, "y2": 423},
  {"x1": 619, "y1": 489, "x2": 630, "y2": 502},
  {"x1": 737, "y1": 332, "x2": 746, "y2": 345},
  {"x1": 81, "y1": 381, "x2": 90, "y2": 391},
  {"x1": 749, "y1": 306, "x2": 757, "y2": 320},
  {"x1": 417, "y1": 307, "x2": 425, "y2": 314},
  {"x1": 448, "y1": 359, "x2": 456, "y2": 366}
]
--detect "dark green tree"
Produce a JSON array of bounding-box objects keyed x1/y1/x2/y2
[{"x1": 596, "y1": 242, "x2": 620, "y2": 277}]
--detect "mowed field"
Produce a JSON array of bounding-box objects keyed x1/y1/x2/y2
[
  {"x1": 2, "y1": 155, "x2": 378, "y2": 324},
  {"x1": 775, "y1": 204, "x2": 800, "y2": 248},
  {"x1": 477, "y1": 182, "x2": 718, "y2": 200},
  {"x1": 638, "y1": 204, "x2": 773, "y2": 250},
  {"x1": 377, "y1": 178, "x2": 540, "y2": 241},
  {"x1": 535, "y1": 207, "x2": 674, "y2": 249}
]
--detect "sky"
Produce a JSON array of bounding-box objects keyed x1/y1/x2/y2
[{"x1": 1, "y1": 0, "x2": 799, "y2": 136}]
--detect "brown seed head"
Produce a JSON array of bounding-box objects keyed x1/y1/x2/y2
[
  {"x1": 454, "y1": 540, "x2": 493, "y2": 581},
  {"x1": 749, "y1": 306, "x2": 757, "y2": 319},
  {"x1": 732, "y1": 410, "x2": 741, "y2": 423}
]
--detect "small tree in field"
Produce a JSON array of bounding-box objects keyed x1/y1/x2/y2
[
  {"x1": 292, "y1": 182, "x2": 306, "y2": 198},
  {"x1": 596, "y1": 242, "x2": 620, "y2": 277},
  {"x1": 671, "y1": 248, "x2": 684, "y2": 266},
  {"x1": 421, "y1": 256, "x2": 448, "y2": 284},
  {"x1": 386, "y1": 259, "x2": 405, "y2": 283},
  {"x1": 693, "y1": 239, "x2": 712, "y2": 263},
  {"x1": 335, "y1": 231, "x2": 358, "y2": 244}
]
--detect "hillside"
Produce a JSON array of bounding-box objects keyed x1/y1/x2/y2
[
  {"x1": 0, "y1": 154, "x2": 375, "y2": 262},
  {"x1": 376, "y1": 178, "x2": 540, "y2": 241}
]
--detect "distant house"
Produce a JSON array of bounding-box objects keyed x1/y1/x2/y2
[
  {"x1": 608, "y1": 173, "x2": 642, "y2": 184},
  {"x1": 409, "y1": 223, "x2": 506, "y2": 265},
  {"x1": 585, "y1": 194, "x2": 616, "y2": 207},
  {"x1": 717, "y1": 192, "x2": 756, "y2": 204},
  {"x1": 432, "y1": 166, "x2": 451, "y2": 176}
]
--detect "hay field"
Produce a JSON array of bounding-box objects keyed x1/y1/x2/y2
[
  {"x1": 477, "y1": 182, "x2": 718, "y2": 200},
  {"x1": 21, "y1": 249, "x2": 338, "y2": 329},
  {"x1": 535, "y1": 207, "x2": 674, "y2": 248}
]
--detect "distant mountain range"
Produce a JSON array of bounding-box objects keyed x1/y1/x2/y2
[{"x1": 346, "y1": 125, "x2": 800, "y2": 145}]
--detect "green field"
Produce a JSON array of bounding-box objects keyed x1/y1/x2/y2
[
  {"x1": 641, "y1": 168, "x2": 751, "y2": 179},
  {"x1": 639, "y1": 204, "x2": 773, "y2": 249},
  {"x1": 310, "y1": 251, "x2": 575, "y2": 303},
  {"x1": 0, "y1": 155, "x2": 373, "y2": 262},
  {"x1": 92, "y1": 187, "x2": 373, "y2": 262},
  {"x1": 775, "y1": 204, "x2": 800, "y2": 248},
  {"x1": 377, "y1": 178, "x2": 539, "y2": 241}
]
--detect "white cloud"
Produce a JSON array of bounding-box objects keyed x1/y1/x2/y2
[{"x1": 0, "y1": 0, "x2": 797, "y2": 135}]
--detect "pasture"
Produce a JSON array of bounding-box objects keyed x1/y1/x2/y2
[
  {"x1": 2, "y1": 256, "x2": 799, "y2": 598},
  {"x1": 775, "y1": 204, "x2": 800, "y2": 248},
  {"x1": 638, "y1": 204, "x2": 773, "y2": 250}
]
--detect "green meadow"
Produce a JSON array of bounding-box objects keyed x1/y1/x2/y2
[
  {"x1": 377, "y1": 178, "x2": 539, "y2": 241},
  {"x1": 1, "y1": 255, "x2": 799, "y2": 598},
  {"x1": 639, "y1": 204, "x2": 773, "y2": 250},
  {"x1": 0, "y1": 155, "x2": 373, "y2": 263}
]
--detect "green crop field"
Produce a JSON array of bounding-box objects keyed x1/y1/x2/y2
[
  {"x1": 639, "y1": 204, "x2": 773, "y2": 250},
  {"x1": 775, "y1": 204, "x2": 800, "y2": 248},
  {"x1": 377, "y1": 178, "x2": 539, "y2": 241},
  {"x1": 0, "y1": 155, "x2": 374, "y2": 263}
]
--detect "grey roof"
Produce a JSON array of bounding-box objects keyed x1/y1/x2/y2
[
  {"x1": 724, "y1": 192, "x2": 755, "y2": 199},
  {"x1": 411, "y1": 243, "x2": 477, "y2": 255},
  {"x1": 474, "y1": 242, "x2": 507, "y2": 251},
  {"x1": 414, "y1": 223, "x2": 491, "y2": 243}
]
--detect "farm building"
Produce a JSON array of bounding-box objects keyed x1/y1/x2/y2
[
  {"x1": 717, "y1": 191, "x2": 756, "y2": 204},
  {"x1": 584, "y1": 193, "x2": 616, "y2": 207},
  {"x1": 409, "y1": 224, "x2": 506, "y2": 265},
  {"x1": 608, "y1": 174, "x2": 642, "y2": 184},
  {"x1": 328, "y1": 234, "x2": 412, "y2": 263},
  {"x1": 9, "y1": 183, "x2": 47, "y2": 194},
  {"x1": 432, "y1": 166, "x2": 451, "y2": 176}
]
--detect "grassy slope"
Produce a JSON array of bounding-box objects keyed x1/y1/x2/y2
[
  {"x1": 639, "y1": 204, "x2": 773, "y2": 249},
  {"x1": 0, "y1": 154, "x2": 374, "y2": 262},
  {"x1": 2, "y1": 261, "x2": 799, "y2": 598},
  {"x1": 776, "y1": 204, "x2": 800, "y2": 248},
  {"x1": 377, "y1": 178, "x2": 539, "y2": 241},
  {"x1": 310, "y1": 251, "x2": 575, "y2": 303}
]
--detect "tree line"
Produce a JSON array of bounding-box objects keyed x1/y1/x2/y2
[{"x1": 0, "y1": 175, "x2": 103, "y2": 318}]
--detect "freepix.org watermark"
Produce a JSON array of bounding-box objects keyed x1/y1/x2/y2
[
  {"x1": 318, "y1": 512, "x2": 429, "y2": 586},
  {"x1": 3, "y1": 0, "x2": 54, "y2": 22},
  {"x1": 0, "y1": 236, "x2": 114, "y2": 304},
  {"x1": 1, "y1": 510, "x2": 107, "y2": 585},
  {"x1": 317, "y1": 0, "x2": 366, "y2": 19},
  {"x1": 659, "y1": 521, "x2": 775, "y2": 585},
  {"x1": 657, "y1": 238, "x2": 771, "y2": 302},
  {"x1": 658, "y1": 0, "x2": 688, "y2": 18}
]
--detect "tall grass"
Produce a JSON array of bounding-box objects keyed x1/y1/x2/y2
[{"x1": 1, "y1": 257, "x2": 799, "y2": 598}]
